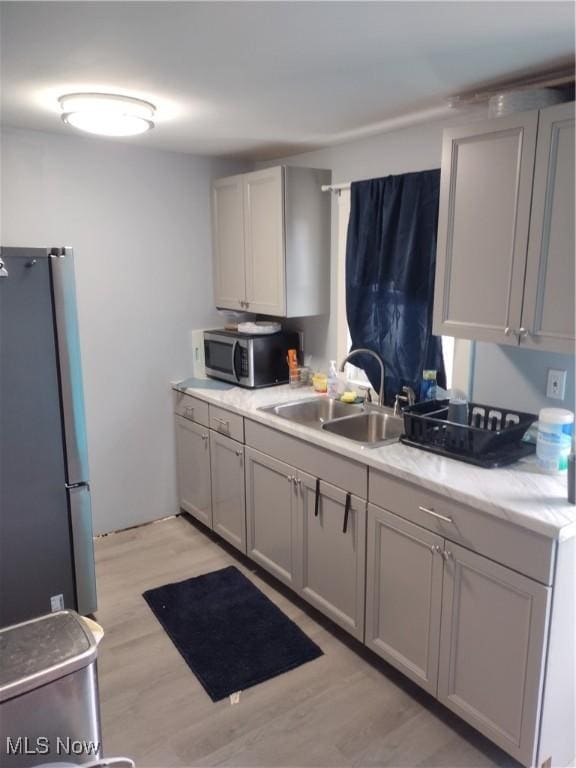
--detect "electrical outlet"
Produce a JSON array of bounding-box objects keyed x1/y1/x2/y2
[
  {"x1": 50, "y1": 593, "x2": 64, "y2": 612},
  {"x1": 546, "y1": 369, "x2": 567, "y2": 400}
]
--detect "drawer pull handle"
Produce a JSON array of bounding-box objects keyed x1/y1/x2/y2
[
  {"x1": 314, "y1": 478, "x2": 320, "y2": 517},
  {"x1": 215, "y1": 417, "x2": 229, "y2": 430},
  {"x1": 442, "y1": 549, "x2": 453, "y2": 560},
  {"x1": 418, "y1": 505, "x2": 453, "y2": 524},
  {"x1": 235, "y1": 450, "x2": 243, "y2": 458},
  {"x1": 343, "y1": 492, "x2": 351, "y2": 534}
]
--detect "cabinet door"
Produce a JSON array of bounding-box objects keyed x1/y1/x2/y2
[
  {"x1": 438, "y1": 543, "x2": 550, "y2": 765},
  {"x1": 175, "y1": 415, "x2": 212, "y2": 527},
  {"x1": 299, "y1": 473, "x2": 366, "y2": 640},
  {"x1": 212, "y1": 174, "x2": 246, "y2": 310},
  {"x1": 210, "y1": 431, "x2": 246, "y2": 553},
  {"x1": 365, "y1": 504, "x2": 444, "y2": 694},
  {"x1": 433, "y1": 112, "x2": 538, "y2": 345},
  {"x1": 245, "y1": 447, "x2": 300, "y2": 588},
  {"x1": 522, "y1": 102, "x2": 575, "y2": 353},
  {"x1": 243, "y1": 167, "x2": 286, "y2": 316}
]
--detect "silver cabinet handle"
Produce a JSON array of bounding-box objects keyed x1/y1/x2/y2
[
  {"x1": 418, "y1": 505, "x2": 453, "y2": 524},
  {"x1": 430, "y1": 544, "x2": 442, "y2": 554},
  {"x1": 214, "y1": 417, "x2": 229, "y2": 431},
  {"x1": 201, "y1": 434, "x2": 209, "y2": 442},
  {"x1": 184, "y1": 406, "x2": 194, "y2": 418},
  {"x1": 442, "y1": 549, "x2": 453, "y2": 560},
  {"x1": 504, "y1": 326, "x2": 511, "y2": 336},
  {"x1": 235, "y1": 450, "x2": 243, "y2": 457},
  {"x1": 287, "y1": 475, "x2": 294, "y2": 482},
  {"x1": 296, "y1": 478, "x2": 302, "y2": 487},
  {"x1": 518, "y1": 327, "x2": 529, "y2": 338}
]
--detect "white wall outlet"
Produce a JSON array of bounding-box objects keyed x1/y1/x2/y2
[
  {"x1": 50, "y1": 593, "x2": 65, "y2": 612},
  {"x1": 546, "y1": 369, "x2": 567, "y2": 400}
]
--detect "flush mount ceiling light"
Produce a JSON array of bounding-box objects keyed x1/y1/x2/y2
[{"x1": 59, "y1": 93, "x2": 155, "y2": 136}]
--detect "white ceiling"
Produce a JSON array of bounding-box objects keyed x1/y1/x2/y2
[{"x1": 1, "y1": 1, "x2": 574, "y2": 159}]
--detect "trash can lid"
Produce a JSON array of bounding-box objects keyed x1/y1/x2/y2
[{"x1": 0, "y1": 611, "x2": 98, "y2": 703}]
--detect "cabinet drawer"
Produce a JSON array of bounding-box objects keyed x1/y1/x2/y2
[
  {"x1": 245, "y1": 420, "x2": 367, "y2": 498},
  {"x1": 369, "y1": 469, "x2": 555, "y2": 585},
  {"x1": 173, "y1": 392, "x2": 209, "y2": 427},
  {"x1": 209, "y1": 405, "x2": 244, "y2": 442}
]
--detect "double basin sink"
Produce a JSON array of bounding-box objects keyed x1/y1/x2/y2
[{"x1": 260, "y1": 397, "x2": 404, "y2": 448}]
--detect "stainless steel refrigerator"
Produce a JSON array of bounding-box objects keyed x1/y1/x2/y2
[{"x1": 0, "y1": 246, "x2": 97, "y2": 628}]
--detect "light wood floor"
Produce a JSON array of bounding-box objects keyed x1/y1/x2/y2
[{"x1": 94, "y1": 515, "x2": 517, "y2": 768}]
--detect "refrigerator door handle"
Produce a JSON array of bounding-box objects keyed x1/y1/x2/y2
[
  {"x1": 68, "y1": 484, "x2": 97, "y2": 615},
  {"x1": 66, "y1": 481, "x2": 90, "y2": 491},
  {"x1": 50, "y1": 249, "x2": 90, "y2": 485}
]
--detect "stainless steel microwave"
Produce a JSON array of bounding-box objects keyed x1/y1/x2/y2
[{"x1": 204, "y1": 329, "x2": 300, "y2": 388}]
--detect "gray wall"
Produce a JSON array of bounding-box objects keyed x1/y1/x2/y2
[
  {"x1": 1, "y1": 126, "x2": 245, "y2": 535},
  {"x1": 265, "y1": 117, "x2": 575, "y2": 415}
]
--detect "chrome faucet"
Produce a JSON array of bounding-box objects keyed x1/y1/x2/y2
[
  {"x1": 339, "y1": 348, "x2": 386, "y2": 407},
  {"x1": 393, "y1": 386, "x2": 416, "y2": 416}
]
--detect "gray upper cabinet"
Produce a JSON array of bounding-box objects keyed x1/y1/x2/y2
[
  {"x1": 365, "y1": 504, "x2": 444, "y2": 694},
  {"x1": 434, "y1": 111, "x2": 538, "y2": 345},
  {"x1": 434, "y1": 103, "x2": 575, "y2": 352},
  {"x1": 245, "y1": 447, "x2": 301, "y2": 589},
  {"x1": 175, "y1": 415, "x2": 212, "y2": 527},
  {"x1": 210, "y1": 431, "x2": 246, "y2": 554},
  {"x1": 299, "y1": 473, "x2": 366, "y2": 640},
  {"x1": 437, "y1": 543, "x2": 550, "y2": 766},
  {"x1": 212, "y1": 166, "x2": 331, "y2": 317},
  {"x1": 522, "y1": 102, "x2": 575, "y2": 354},
  {"x1": 212, "y1": 174, "x2": 246, "y2": 313}
]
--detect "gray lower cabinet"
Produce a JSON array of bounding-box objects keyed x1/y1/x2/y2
[
  {"x1": 299, "y1": 473, "x2": 366, "y2": 640},
  {"x1": 175, "y1": 414, "x2": 212, "y2": 527},
  {"x1": 365, "y1": 504, "x2": 444, "y2": 694},
  {"x1": 210, "y1": 430, "x2": 246, "y2": 553},
  {"x1": 244, "y1": 447, "x2": 301, "y2": 589},
  {"x1": 437, "y1": 543, "x2": 551, "y2": 766}
]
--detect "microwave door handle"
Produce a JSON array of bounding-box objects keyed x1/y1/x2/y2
[{"x1": 232, "y1": 340, "x2": 240, "y2": 382}]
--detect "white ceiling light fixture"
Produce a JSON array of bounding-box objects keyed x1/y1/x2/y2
[{"x1": 59, "y1": 93, "x2": 155, "y2": 137}]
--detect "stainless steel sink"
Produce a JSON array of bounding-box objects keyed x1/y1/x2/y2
[
  {"x1": 321, "y1": 410, "x2": 404, "y2": 447},
  {"x1": 260, "y1": 397, "x2": 403, "y2": 448},
  {"x1": 260, "y1": 397, "x2": 364, "y2": 427}
]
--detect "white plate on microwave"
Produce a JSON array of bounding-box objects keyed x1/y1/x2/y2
[{"x1": 237, "y1": 321, "x2": 282, "y2": 335}]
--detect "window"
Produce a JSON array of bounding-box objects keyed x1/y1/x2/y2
[{"x1": 336, "y1": 187, "x2": 473, "y2": 396}]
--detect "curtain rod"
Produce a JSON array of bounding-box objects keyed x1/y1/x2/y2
[{"x1": 321, "y1": 182, "x2": 351, "y2": 195}]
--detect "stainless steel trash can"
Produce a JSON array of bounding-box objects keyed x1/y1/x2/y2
[{"x1": 0, "y1": 611, "x2": 102, "y2": 767}]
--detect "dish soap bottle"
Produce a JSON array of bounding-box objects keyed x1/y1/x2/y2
[
  {"x1": 420, "y1": 370, "x2": 438, "y2": 401},
  {"x1": 327, "y1": 360, "x2": 339, "y2": 399}
]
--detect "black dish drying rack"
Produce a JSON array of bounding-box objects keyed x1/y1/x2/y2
[{"x1": 400, "y1": 400, "x2": 537, "y2": 468}]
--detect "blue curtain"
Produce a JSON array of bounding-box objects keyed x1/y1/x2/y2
[{"x1": 346, "y1": 170, "x2": 446, "y2": 406}]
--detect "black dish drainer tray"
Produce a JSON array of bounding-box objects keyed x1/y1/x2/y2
[{"x1": 400, "y1": 399, "x2": 537, "y2": 467}]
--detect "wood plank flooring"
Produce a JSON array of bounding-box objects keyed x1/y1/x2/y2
[{"x1": 94, "y1": 515, "x2": 517, "y2": 768}]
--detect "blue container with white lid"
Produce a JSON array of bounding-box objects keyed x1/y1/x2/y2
[{"x1": 536, "y1": 408, "x2": 574, "y2": 473}]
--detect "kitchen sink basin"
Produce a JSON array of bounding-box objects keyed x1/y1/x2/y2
[
  {"x1": 260, "y1": 397, "x2": 403, "y2": 448},
  {"x1": 321, "y1": 410, "x2": 404, "y2": 446},
  {"x1": 260, "y1": 397, "x2": 364, "y2": 427}
]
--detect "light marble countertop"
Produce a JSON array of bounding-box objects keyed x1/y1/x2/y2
[{"x1": 172, "y1": 380, "x2": 576, "y2": 542}]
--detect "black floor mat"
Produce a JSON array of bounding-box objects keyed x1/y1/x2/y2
[{"x1": 143, "y1": 565, "x2": 323, "y2": 701}]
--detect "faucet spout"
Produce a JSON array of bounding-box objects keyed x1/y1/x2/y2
[{"x1": 339, "y1": 348, "x2": 386, "y2": 407}]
